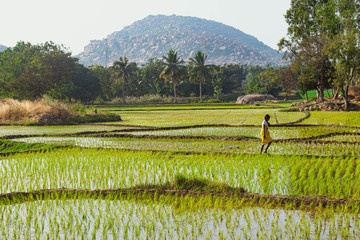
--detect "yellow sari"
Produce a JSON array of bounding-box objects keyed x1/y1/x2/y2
[{"x1": 261, "y1": 121, "x2": 272, "y2": 144}]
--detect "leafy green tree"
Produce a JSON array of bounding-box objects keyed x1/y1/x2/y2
[
  {"x1": 212, "y1": 73, "x2": 223, "y2": 100},
  {"x1": 279, "y1": 0, "x2": 336, "y2": 101},
  {"x1": 111, "y1": 56, "x2": 137, "y2": 103},
  {"x1": 258, "y1": 67, "x2": 283, "y2": 96},
  {"x1": 0, "y1": 42, "x2": 43, "y2": 99},
  {"x1": 47, "y1": 82, "x2": 78, "y2": 101},
  {"x1": 329, "y1": 32, "x2": 360, "y2": 109},
  {"x1": 69, "y1": 64, "x2": 101, "y2": 102},
  {"x1": 281, "y1": 0, "x2": 360, "y2": 107},
  {"x1": 220, "y1": 64, "x2": 248, "y2": 94},
  {"x1": 0, "y1": 41, "x2": 76, "y2": 100},
  {"x1": 325, "y1": 0, "x2": 360, "y2": 109},
  {"x1": 279, "y1": 66, "x2": 298, "y2": 94},
  {"x1": 11, "y1": 56, "x2": 46, "y2": 99},
  {"x1": 160, "y1": 50, "x2": 185, "y2": 103},
  {"x1": 291, "y1": 35, "x2": 333, "y2": 100},
  {"x1": 188, "y1": 51, "x2": 214, "y2": 102},
  {"x1": 124, "y1": 69, "x2": 148, "y2": 97},
  {"x1": 89, "y1": 65, "x2": 114, "y2": 101},
  {"x1": 41, "y1": 42, "x2": 76, "y2": 90},
  {"x1": 140, "y1": 59, "x2": 168, "y2": 96},
  {"x1": 296, "y1": 64, "x2": 319, "y2": 100},
  {"x1": 48, "y1": 64, "x2": 101, "y2": 103},
  {"x1": 245, "y1": 65, "x2": 266, "y2": 94}
]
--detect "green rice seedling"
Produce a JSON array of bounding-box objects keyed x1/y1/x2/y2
[
  {"x1": 114, "y1": 125, "x2": 354, "y2": 139},
  {"x1": 0, "y1": 125, "x2": 126, "y2": 137},
  {"x1": 1, "y1": 148, "x2": 360, "y2": 200},
  {"x1": 15, "y1": 134, "x2": 360, "y2": 157},
  {"x1": 0, "y1": 139, "x2": 57, "y2": 153},
  {"x1": 1, "y1": 110, "x2": 360, "y2": 239},
  {"x1": 113, "y1": 108, "x2": 306, "y2": 127},
  {"x1": 301, "y1": 111, "x2": 360, "y2": 126}
]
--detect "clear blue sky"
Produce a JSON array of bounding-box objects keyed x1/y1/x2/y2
[{"x1": 1, "y1": 0, "x2": 290, "y2": 55}]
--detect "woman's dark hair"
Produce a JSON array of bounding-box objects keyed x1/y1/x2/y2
[{"x1": 265, "y1": 114, "x2": 270, "y2": 119}]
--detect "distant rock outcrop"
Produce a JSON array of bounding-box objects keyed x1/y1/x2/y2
[
  {"x1": 0, "y1": 45, "x2": 7, "y2": 52},
  {"x1": 78, "y1": 15, "x2": 285, "y2": 66},
  {"x1": 236, "y1": 94, "x2": 275, "y2": 104}
]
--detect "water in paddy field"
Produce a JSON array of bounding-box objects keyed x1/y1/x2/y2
[
  {"x1": 0, "y1": 125, "x2": 124, "y2": 137},
  {"x1": 15, "y1": 134, "x2": 360, "y2": 157},
  {"x1": 2, "y1": 107, "x2": 360, "y2": 239},
  {"x1": 0, "y1": 198, "x2": 358, "y2": 239},
  {"x1": 1, "y1": 148, "x2": 356, "y2": 200}
]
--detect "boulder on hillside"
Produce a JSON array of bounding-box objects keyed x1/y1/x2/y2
[
  {"x1": 236, "y1": 94, "x2": 275, "y2": 104},
  {"x1": 78, "y1": 15, "x2": 285, "y2": 66}
]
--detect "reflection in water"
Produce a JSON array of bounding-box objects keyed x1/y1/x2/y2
[{"x1": 0, "y1": 197, "x2": 358, "y2": 239}]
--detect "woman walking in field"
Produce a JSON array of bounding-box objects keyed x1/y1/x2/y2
[{"x1": 260, "y1": 114, "x2": 272, "y2": 154}]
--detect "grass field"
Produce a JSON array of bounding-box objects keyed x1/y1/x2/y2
[
  {"x1": 1, "y1": 103, "x2": 360, "y2": 238},
  {"x1": 300, "y1": 111, "x2": 360, "y2": 126},
  {"x1": 94, "y1": 108, "x2": 306, "y2": 127},
  {"x1": 300, "y1": 89, "x2": 333, "y2": 99}
]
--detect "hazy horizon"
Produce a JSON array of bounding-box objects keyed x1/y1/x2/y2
[{"x1": 1, "y1": 0, "x2": 290, "y2": 55}]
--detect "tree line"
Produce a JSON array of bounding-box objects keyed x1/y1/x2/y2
[
  {"x1": 279, "y1": 0, "x2": 360, "y2": 110},
  {"x1": 1, "y1": 1, "x2": 359, "y2": 106},
  {"x1": 0, "y1": 41, "x2": 297, "y2": 104}
]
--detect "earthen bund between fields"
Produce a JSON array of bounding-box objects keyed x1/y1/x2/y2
[{"x1": 0, "y1": 188, "x2": 359, "y2": 211}]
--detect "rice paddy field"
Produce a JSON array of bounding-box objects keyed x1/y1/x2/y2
[{"x1": 2, "y1": 103, "x2": 360, "y2": 239}]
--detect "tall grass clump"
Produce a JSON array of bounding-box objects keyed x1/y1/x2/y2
[
  {"x1": 132, "y1": 174, "x2": 246, "y2": 192},
  {"x1": 0, "y1": 97, "x2": 75, "y2": 125},
  {"x1": 0, "y1": 97, "x2": 120, "y2": 125}
]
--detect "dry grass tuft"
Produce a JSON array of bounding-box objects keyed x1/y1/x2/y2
[{"x1": 0, "y1": 97, "x2": 76, "y2": 125}]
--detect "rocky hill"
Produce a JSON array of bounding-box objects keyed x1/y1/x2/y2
[
  {"x1": 0, "y1": 45, "x2": 7, "y2": 52},
  {"x1": 78, "y1": 15, "x2": 285, "y2": 66}
]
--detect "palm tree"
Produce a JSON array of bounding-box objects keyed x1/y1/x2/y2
[
  {"x1": 111, "y1": 56, "x2": 135, "y2": 103},
  {"x1": 160, "y1": 50, "x2": 185, "y2": 103},
  {"x1": 188, "y1": 51, "x2": 214, "y2": 102}
]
